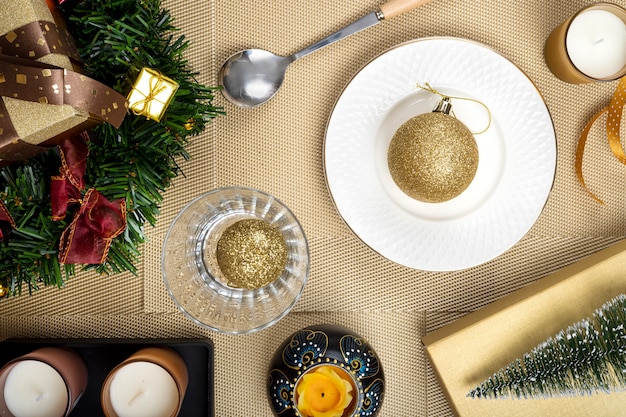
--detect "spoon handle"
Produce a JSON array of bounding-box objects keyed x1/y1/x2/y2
[
  {"x1": 290, "y1": 0, "x2": 434, "y2": 60},
  {"x1": 379, "y1": 0, "x2": 435, "y2": 19}
]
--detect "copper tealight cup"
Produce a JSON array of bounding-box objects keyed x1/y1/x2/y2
[
  {"x1": 545, "y1": 3, "x2": 626, "y2": 83},
  {"x1": 101, "y1": 347, "x2": 188, "y2": 417},
  {"x1": 0, "y1": 347, "x2": 88, "y2": 417}
]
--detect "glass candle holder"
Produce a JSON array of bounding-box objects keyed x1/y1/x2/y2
[
  {"x1": 545, "y1": 2, "x2": 626, "y2": 83},
  {"x1": 0, "y1": 347, "x2": 88, "y2": 417},
  {"x1": 101, "y1": 347, "x2": 188, "y2": 417},
  {"x1": 267, "y1": 324, "x2": 385, "y2": 417},
  {"x1": 162, "y1": 187, "x2": 309, "y2": 334}
]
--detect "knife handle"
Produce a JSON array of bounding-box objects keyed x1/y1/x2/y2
[{"x1": 379, "y1": 0, "x2": 434, "y2": 19}]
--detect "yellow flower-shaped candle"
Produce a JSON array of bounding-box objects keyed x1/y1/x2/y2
[{"x1": 296, "y1": 366, "x2": 354, "y2": 417}]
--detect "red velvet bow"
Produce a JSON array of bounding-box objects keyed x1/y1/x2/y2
[
  {"x1": 51, "y1": 133, "x2": 88, "y2": 221},
  {"x1": 52, "y1": 134, "x2": 127, "y2": 264},
  {"x1": 58, "y1": 188, "x2": 126, "y2": 264},
  {"x1": 0, "y1": 200, "x2": 15, "y2": 239}
]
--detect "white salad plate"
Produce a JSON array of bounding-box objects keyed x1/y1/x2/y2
[{"x1": 324, "y1": 37, "x2": 556, "y2": 271}]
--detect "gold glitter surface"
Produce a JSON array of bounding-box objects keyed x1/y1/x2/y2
[
  {"x1": 3, "y1": 97, "x2": 88, "y2": 145},
  {"x1": 387, "y1": 112, "x2": 479, "y2": 203},
  {"x1": 216, "y1": 219, "x2": 288, "y2": 289}
]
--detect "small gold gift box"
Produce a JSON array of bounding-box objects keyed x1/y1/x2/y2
[
  {"x1": 422, "y1": 240, "x2": 626, "y2": 417},
  {"x1": 127, "y1": 68, "x2": 179, "y2": 122}
]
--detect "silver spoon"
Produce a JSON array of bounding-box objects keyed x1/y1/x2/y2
[{"x1": 218, "y1": 0, "x2": 434, "y2": 108}]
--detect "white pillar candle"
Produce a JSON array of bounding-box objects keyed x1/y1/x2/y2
[
  {"x1": 566, "y1": 9, "x2": 626, "y2": 79},
  {"x1": 3, "y1": 360, "x2": 68, "y2": 417},
  {"x1": 108, "y1": 361, "x2": 179, "y2": 417}
]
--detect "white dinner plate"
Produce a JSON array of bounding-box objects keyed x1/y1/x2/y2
[{"x1": 324, "y1": 37, "x2": 556, "y2": 271}]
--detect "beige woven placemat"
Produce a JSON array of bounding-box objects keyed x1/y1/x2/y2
[{"x1": 3, "y1": 0, "x2": 626, "y2": 415}]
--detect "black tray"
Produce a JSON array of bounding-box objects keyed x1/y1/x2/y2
[{"x1": 0, "y1": 338, "x2": 214, "y2": 417}]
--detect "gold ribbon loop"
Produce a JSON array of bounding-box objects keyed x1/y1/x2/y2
[
  {"x1": 607, "y1": 77, "x2": 626, "y2": 165},
  {"x1": 576, "y1": 76, "x2": 626, "y2": 205},
  {"x1": 576, "y1": 108, "x2": 607, "y2": 205}
]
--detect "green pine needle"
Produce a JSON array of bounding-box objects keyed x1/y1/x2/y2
[
  {"x1": 468, "y1": 294, "x2": 626, "y2": 399},
  {"x1": 0, "y1": 0, "x2": 223, "y2": 295}
]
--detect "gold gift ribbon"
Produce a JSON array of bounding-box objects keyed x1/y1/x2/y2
[{"x1": 576, "y1": 76, "x2": 626, "y2": 205}]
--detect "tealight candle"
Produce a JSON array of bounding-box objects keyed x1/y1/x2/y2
[
  {"x1": 3, "y1": 361, "x2": 67, "y2": 417},
  {"x1": 109, "y1": 362, "x2": 178, "y2": 417},
  {"x1": 295, "y1": 365, "x2": 356, "y2": 417},
  {"x1": 101, "y1": 348, "x2": 188, "y2": 417},
  {"x1": 567, "y1": 9, "x2": 626, "y2": 79},
  {"x1": 545, "y1": 3, "x2": 626, "y2": 83},
  {"x1": 0, "y1": 348, "x2": 88, "y2": 417}
]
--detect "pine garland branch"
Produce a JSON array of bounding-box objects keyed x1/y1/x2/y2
[
  {"x1": 468, "y1": 294, "x2": 626, "y2": 399},
  {"x1": 0, "y1": 155, "x2": 75, "y2": 294}
]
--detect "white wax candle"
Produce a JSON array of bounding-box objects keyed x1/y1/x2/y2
[
  {"x1": 3, "y1": 360, "x2": 68, "y2": 417},
  {"x1": 566, "y1": 9, "x2": 626, "y2": 79},
  {"x1": 109, "y1": 361, "x2": 179, "y2": 417}
]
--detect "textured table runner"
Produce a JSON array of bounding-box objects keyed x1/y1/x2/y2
[{"x1": 3, "y1": 0, "x2": 626, "y2": 415}]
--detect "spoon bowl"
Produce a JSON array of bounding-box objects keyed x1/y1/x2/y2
[
  {"x1": 218, "y1": 0, "x2": 434, "y2": 108},
  {"x1": 218, "y1": 49, "x2": 293, "y2": 109}
]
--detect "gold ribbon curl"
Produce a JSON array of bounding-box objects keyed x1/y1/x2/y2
[{"x1": 576, "y1": 76, "x2": 626, "y2": 205}]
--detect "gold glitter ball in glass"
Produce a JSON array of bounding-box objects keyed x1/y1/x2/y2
[
  {"x1": 216, "y1": 219, "x2": 288, "y2": 289},
  {"x1": 387, "y1": 112, "x2": 479, "y2": 203}
]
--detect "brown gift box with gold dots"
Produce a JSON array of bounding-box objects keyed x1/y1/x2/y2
[{"x1": 0, "y1": 0, "x2": 127, "y2": 164}]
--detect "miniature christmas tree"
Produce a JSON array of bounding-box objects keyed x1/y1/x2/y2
[{"x1": 468, "y1": 294, "x2": 626, "y2": 399}]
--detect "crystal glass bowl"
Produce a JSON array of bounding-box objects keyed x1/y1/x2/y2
[{"x1": 162, "y1": 187, "x2": 309, "y2": 334}]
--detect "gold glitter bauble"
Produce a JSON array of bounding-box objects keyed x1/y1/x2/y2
[
  {"x1": 387, "y1": 112, "x2": 479, "y2": 203},
  {"x1": 0, "y1": 284, "x2": 7, "y2": 298},
  {"x1": 216, "y1": 219, "x2": 288, "y2": 289}
]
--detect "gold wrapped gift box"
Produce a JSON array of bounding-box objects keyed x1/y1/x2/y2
[{"x1": 422, "y1": 240, "x2": 626, "y2": 417}]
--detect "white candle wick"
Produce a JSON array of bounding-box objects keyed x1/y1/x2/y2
[
  {"x1": 592, "y1": 37, "x2": 605, "y2": 45},
  {"x1": 128, "y1": 390, "x2": 144, "y2": 406}
]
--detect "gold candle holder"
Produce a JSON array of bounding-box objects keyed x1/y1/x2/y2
[
  {"x1": 0, "y1": 347, "x2": 88, "y2": 417},
  {"x1": 101, "y1": 347, "x2": 188, "y2": 417},
  {"x1": 545, "y1": 2, "x2": 626, "y2": 83}
]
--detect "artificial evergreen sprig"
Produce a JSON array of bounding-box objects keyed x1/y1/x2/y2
[
  {"x1": 0, "y1": 154, "x2": 74, "y2": 294},
  {"x1": 0, "y1": 0, "x2": 223, "y2": 295},
  {"x1": 468, "y1": 294, "x2": 626, "y2": 399}
]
